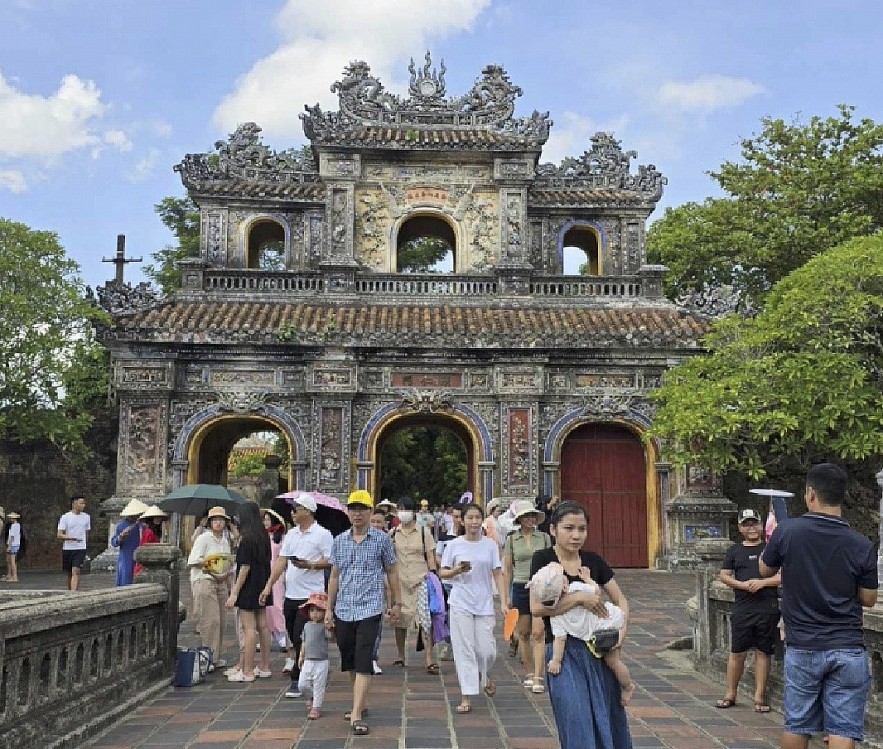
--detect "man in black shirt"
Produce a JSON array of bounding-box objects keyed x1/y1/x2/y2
[
  {"x1": 760, "y1": 463, "x2": 878, "y2": 749},
  {"x1": 716, "y1": 508, "x2": 781, "y2": 712}
]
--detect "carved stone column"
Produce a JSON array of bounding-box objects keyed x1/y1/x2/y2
[{"x1": 134, "y1": 543, "x2": 183, "y2": 673}]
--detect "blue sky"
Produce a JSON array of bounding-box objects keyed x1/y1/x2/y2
[{"x1": 1, "y1": 0, "x2": 881, "y2": 289}]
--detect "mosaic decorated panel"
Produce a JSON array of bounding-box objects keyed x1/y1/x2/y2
[
  {"x1": 120, "y1": 400, "x2": 168, "y2": 490},
  {"x1": 391, "y1": 372, "x2": 463, "y2": 388},
  {"x1": 116, "y1": 364, "x2": 172, "y2": 390},
  {"x1": 210, "y1": 369, "x2": 276, "y2": 388}
]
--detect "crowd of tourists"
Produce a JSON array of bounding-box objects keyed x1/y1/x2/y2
[
  {"x1": 179, "y1": 488, "x2": 636, "y2": 744},
  {"x1": 18, "y1": 460, "x2": 875, "y2": 748}
]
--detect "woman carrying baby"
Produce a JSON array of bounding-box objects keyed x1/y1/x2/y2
[{"x1": 529, "y1": 501, "x2": 634, "y2": 749}]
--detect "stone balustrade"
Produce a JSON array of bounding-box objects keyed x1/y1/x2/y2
[
  {"x1": 196, "y1": 267, "x2": 658, "y2": 301},
  {"x1": 690, "y1": 568, "x2": 883, "y2": 737},
  {"x1": 0, "y1": 545, "x2": 181, "y2": 749}
]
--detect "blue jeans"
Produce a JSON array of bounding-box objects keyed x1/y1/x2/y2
[
  {"x1": 784, "y1": 647, "x2": 871, "y2": 741},
  {"x1": 546, "y1": 637, "x2": 633, "y2": 749}
]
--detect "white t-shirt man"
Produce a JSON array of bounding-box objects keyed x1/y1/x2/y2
[
  {"x1": 7, "y1": 521, "x2": 21, "y2": 548},
  {"x1": 279, "y1": 521, "x2": 333, "y2": 600},
  {"x1": 58, "y1": 511, "x2": 91, "y2": 550}
]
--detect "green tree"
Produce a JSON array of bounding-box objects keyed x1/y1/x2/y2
[
  {"x1": 647, "y1": 105, "x2": 883, "y2": 305},
  {"x1": 0, "y1": 218, "x2": 110, "y2": 455},
  {"x1": 397, "y1": 236, "x2": 452, "y2": 273},
  {"x1": 379, "y1": 427, "x2": 468, "y2": 505},
  {"x1": 143, "y1": 196, "x2": 200, "y2": 294},
  {"x1": 650, "y1": 233, "x2": 883, "y2": 478}
]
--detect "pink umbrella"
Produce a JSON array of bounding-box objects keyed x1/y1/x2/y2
[
  {"x1": 277, "y1": 490, "x2": 347, "y2": 513},
  {"x1": 276, "y1": 491, "x2": 351, "y2": 535}
]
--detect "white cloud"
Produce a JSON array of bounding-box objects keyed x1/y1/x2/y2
[
  {"x1": 213, "y1": 0, "x2": 491, "y2": 139},
  {"x1": 129, "y1": 148, "x2": 161, "y2": 182},
  {"x1": 0, "y1": 169, "x2": 27, "y2": 193},
  {"x1": 656, "y1": 74, "x2": 764, "y2": 115},
  {"x1": 0, "y1": 70, "x2": 109, "y2": 159},
  {"x1": 153, "y1": 120, "x2": 173, "y2": 138},
  {"x1": 541, "y1": 111, "x2": 632, "y2": 165},
  {"x1": 104, "y1": 129, "x2": 133, "y2": 152}
]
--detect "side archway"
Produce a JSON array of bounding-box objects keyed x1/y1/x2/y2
[
  {"x1": 557, "y1": 220, "x2": 607, "y2": 275},
  {"x1": 543, "y1": 407, "x2": 660, "y2": 568},
  {"x1": 240, "y1": 214, "x2": 291, "y2": 270},
  {"x1": 172, "y1": 403, "x2": 306, "y2": 490}
]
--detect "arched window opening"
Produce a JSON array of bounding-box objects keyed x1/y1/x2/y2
[
  {"x1": 562, "y1": 226, "x2": 601, "y2": 275},
  {"x1": 247, "y1": 220, "x2": 286, "y2": 270},
  {"x1": 396, "y1": 215, "x2": 456, "y2": 273}
]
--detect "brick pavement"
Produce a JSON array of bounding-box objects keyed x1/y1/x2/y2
[{"x1": 2, "y1": 569, "x2": 838, "y2": 748}]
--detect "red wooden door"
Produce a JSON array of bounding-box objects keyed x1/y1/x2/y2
[{"x1": 560, "y1": 424, "x2": 647, "y2": 568}]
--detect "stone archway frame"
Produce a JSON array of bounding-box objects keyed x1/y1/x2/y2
[
  {"x1": 556, "y1": 219, "x2": 607, "y2": 275},
  {"x1": 172, "y1": 403, "x2": 307, "y2": 491},
  {"x1": 389, "y1": 208, "x2": 465, "y2": 274},
  {"x1": 543, "y1": 405, "x2": 661, "y2": 567},
  {"x1": 357, "y1": 400, "x2": 495, "y2": 504},
  {"x1": 239, "y1": 213, "x2": 293, "y2": 269}
]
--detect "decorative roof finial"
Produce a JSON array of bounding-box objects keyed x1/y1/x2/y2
[{"x1": 409, "y1": 50, "x2": 446, "y2": 99}]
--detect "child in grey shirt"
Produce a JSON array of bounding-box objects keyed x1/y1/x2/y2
[{"x1": 297, "y1": 592, "x2": 332, "y2": 719}]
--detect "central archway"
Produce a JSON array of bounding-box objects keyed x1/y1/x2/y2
[
  {"x1": 358, "y1": 402, "x2": 494, "y2": 504},
  {"x1": 375, "y1": 415, "x2": 472, "y2": 506}
]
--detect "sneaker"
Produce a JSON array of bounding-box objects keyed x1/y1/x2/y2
[
  {"x1": 284, "y1": 686, "x2": 302, "y2": 698},
  {"x1": 253, "y1": 667, "x2": 272, "y2": 678},
  {"x1": 224, "y1": 666, "x2": 242, "y2": 677},
  {"x1": 282, "y1": 658, "x2": 295, "y2": 674},
  {"x1": 372, "y1": 660, "x2": 383, "y2": 675}
]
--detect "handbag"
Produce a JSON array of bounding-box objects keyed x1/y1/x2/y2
[{"x1": 586, "y1": 629, "x2": 620, "y2": 658}]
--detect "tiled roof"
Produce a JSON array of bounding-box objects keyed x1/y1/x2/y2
[
  {"x1": 529, "y1": 189, "x2": 651, "y2": 207},
  {"x1": 107, "y1": 301, "x2": 706, "y2": 349},
  {"x1": 187, "y1": 180, "x2": 326, "y2": 201},
  {"x1": 312, "y1": 127, "x2": 542, "y2": 150}
]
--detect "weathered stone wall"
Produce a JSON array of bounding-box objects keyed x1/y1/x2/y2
[{"x1": 0, "y1": 412, "x2": 117, "y2": 571}]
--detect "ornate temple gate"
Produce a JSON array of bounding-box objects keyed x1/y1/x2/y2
[
  {"x1": 96, "y1": 54, "x2": 708, "y2": 570},
  {"x1": 560, "y1": 423, "x2": 648, "y2": 568}
]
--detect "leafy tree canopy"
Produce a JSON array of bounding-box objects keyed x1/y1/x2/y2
[
  {"x1": 379, "y1": 426, "x2": 468, "y2": 506},
  {"x1": 647, "y1": 105, "x2": 883, "y2": 305},
  {"x1": 0, "y1": 218, "x2": 110, "y2": 455},
  {"x1": 650, "y1": 233, "x2": 883, "y2": 478},
  {"x1": 143, "y1": 196, "x2": 200, "y2": 294},
  {"x1": 397, "y1": 236, "x2": 452, "y2": 273}
]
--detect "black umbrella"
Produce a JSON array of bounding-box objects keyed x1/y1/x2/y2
[{"x1": 158, "y1": 483, "x2": 249, "y2": 517}]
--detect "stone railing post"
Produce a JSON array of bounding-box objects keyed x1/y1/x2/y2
[{"x1": 135, "y1": 543, "x2": 183, "y2": 672}]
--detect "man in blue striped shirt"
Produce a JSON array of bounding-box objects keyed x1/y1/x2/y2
[{"x1": 326, "y1": 490, "x2": 402, "y2": 737}]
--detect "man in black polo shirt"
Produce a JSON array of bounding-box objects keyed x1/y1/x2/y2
[
  {"x1": 760, "y1": 463, "x2": 878, "y2": 749},
  {"x1": 716, "y1": 508, "x2": 781, "y2": 712}
]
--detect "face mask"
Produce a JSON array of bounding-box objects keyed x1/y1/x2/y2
[{"x1": 397, "y1": 511, "x2": 415, "y2": 524}]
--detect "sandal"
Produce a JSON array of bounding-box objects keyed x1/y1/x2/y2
[
  {"x1": 715, "y1": 698, "x2": 737, "y2": 709},
  {"x1": 754, "y1": 703, "x2": 771, "y2": 713},
  {"x1": 455, "y1": 703, "x2": 472, "y2": 713},
  {"x1": 308, "y1": 707, "x2": 320, "y2": 720},
  {"x1": 531, "y1": 680, "x2": 545, "y2": 694},
  {"x1": 226, "y1": 671, "x2": 255, "y2": 683},
  {"x1": 522, "y1": 674, "x2": 535, "y2": 687},
  {"x1": 426, "y1": 663, "x2": 440, "y2": 675},
  {"x1": 392, "y1": 658, "x2": 405, "y2": 667},
  {"x1": 351, "y1": 721, "x2": 369, "y2": 735},
  {"x1": 483, "y1": 679, "x2": 496, "y2": 697},
  {"x1": 344, "y1": 708, "x2": 368, "y2": 720}
]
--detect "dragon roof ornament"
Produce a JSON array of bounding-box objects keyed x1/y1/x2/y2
[
  {"x1": 300, "y1": 52, "x2": 551, "y2": 147},
  {"x1": 175, "y1": 122, "x2": 319, "y2": 188},
  {"x1": 536, "y1": 132, "x2": 666, "y2": 201}
]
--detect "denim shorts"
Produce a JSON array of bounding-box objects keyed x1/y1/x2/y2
[{"x1": 783, "y1": 647, "x2": 871, "y2": 741}]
